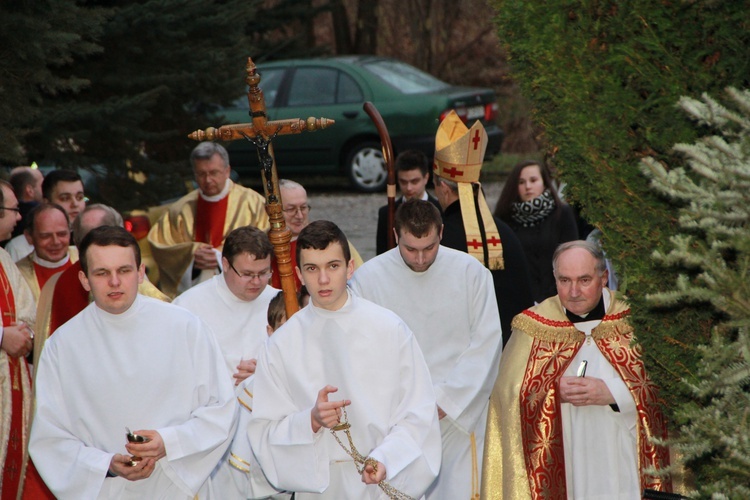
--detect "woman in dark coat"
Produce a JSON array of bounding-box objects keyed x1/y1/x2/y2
[{"x1": 494, "y1": 160, "x2": 578, "y2": 303}]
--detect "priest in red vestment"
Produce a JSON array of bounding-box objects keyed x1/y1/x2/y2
[
  {"x1": 0, "y1": 180, "x2": 37, "y2": 499},
  {"x1": 147, "y1": 142, "x2": 269, "y2": 298},
  {"x1": 15, "y1": 204, "x2": 77, "y2": 303},
  {"x1": 481, "y1": 240, "x2": 671, "y2": 499}
]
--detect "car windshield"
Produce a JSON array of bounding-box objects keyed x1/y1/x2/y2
[{"x1": 362, "y1": 60, "x2": 450, "y2": 94}]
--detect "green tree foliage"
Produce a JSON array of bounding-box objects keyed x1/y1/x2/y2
[
  {"x1": 641, "y1": 89, "x2": 750, "y2": 497},
  {"x1": 15, "y1": 0, "x2": 257, "y2": 209},
  {"x1": 0, "y1": 0, "x2": 108, "y2": 163},
  {"x1": 488, "y1": 0, "x2": 750, "y2": 419}
]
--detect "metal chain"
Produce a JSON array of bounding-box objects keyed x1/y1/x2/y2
[{"x1": 329, "y1": 407, "x2": 415, "y2": 500}]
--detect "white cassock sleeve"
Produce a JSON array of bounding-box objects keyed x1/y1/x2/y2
[
  {"x1": 247, "y1": 312, "x2": 441, "y2": 498},
  {"x1": 427, "y1": 266, "x2": 502, "y2": 433},
  {"x1": 208, "y1": 377, "x2": 287, "y2": 498},
  {"x1": 246, "y1": 344, "x2": 330, "y2": 493}
]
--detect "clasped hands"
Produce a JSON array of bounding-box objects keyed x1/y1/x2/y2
[
  {"x1": 194, "y1": 244, "x2": 219, "y2": 270},
  {"x1": 0, "y1": 321, "x2": 33, "y2": 358},
  {"x1": 310, "y1": 385, "x2": 386, "y2": 485},
  {"x1": 559, "y1": 376, "x2": 615, "y2": 406},
  {"x1": 108, "y1": 430, "x2": 166, "y2": 481}
]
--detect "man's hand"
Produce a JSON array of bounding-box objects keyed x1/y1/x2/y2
[
  {"x1": 234, "y1": 358, "x2": 257, "y2": 386},
  {"x1": 361, "y1": 459, "x2": 386, "y2": 484},
  {"x1": 0, "y1": 322, "x2": 33, "y2": 358},
  {"x1": 559, "y1": 376, "x2": 615, "y2": 406},
  {"x1": 311, "y1": 385, "x2": 351, "y2": 433},
  {"x1": 108, "y1": 454, "x2": 156, "y2": 481},
  {"x1": 193, "y1": 244, "x2": 218, "y2": 270},
  {"x1": 125, "y1": 430, "x2": 166, "y2": 461}
]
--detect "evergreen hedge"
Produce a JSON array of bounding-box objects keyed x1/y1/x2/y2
[{"x1": 487, "y1": 0, "x2": 750, "y2": 475}]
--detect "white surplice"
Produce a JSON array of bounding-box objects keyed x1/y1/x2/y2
[
  {"x1": 247, "y1": 292, "x2": 441, "y2": 499},
  {"x1": 206, "y1": 376, "x2": 290, "y2": 500},
  {"x1": 29, "y1": 295, "x2": 238, "y2": 499},
  {"x1": 561, "y1": 289, "x2": 640, "y2": 500},
  {"x1": 350, "y1": 246, "x2": 503, "y2": 499},
  {"x1": 173, "y1": 274, "x2": 279, "y2": 379}
]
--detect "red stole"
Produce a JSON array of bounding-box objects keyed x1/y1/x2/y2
[
  {"x1": 0, "y1": 266, "x2": 27, "y2": 500},
  {"x1": 517, "y1": 309, "x2": 672, "y2": 498},
  {"x1": 33, "y1": 260, "x2": 73, "y2": 292},
  {"x1": 271, "y1": 239, "x2": 302, "y2": 292},
  {"x1": 49, "y1": 262, "x2": 89, "y2": 335},
  {"x1": 194, "y1": 195, "x2": 229, "y2": 247}
]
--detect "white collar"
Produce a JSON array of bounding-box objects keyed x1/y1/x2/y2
[
  {"x1": 199, "y1": 179, "x2": 231, "y2": 202},
  {"x1": 32, "y1": 252, "x2": 70, "y2": 269}
]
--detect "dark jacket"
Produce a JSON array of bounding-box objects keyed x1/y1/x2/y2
[{"x1": 506, "y1": 203, "x2": 578, "y2": 303}]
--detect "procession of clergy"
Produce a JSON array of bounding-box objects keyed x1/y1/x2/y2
[{"x1": 0, "y1": 111, "x2": 673, "y2": 499}]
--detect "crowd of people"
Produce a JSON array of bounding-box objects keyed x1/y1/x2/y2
[{"x1": 0, "y1": 111, "x2": 673, "y2": 499}]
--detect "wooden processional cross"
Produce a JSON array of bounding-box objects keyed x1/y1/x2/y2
[{"x1": 188, "y1": 57, "x2": 334, "y2": 318}]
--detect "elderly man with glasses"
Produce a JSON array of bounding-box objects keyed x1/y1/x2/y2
[
  {"x1": 270, "y1": 179, "x2": 363, "y2": 292},
  {"x1": 174, "y1": 225, "x2": 279, "y2": 386}
]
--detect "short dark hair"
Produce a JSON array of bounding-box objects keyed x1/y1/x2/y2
[
  {"x1": 42, "y1": 169, "x2": 83, "y2": 201},
  {"x1": 222, "y1": 226, "x2": 273, "y2": 264},
  {"x1": 296, "y1": 220, "x2": 351, "y2": 265},
  {"x1": 395, "y1": 150, "x2": 430, "y2": 176},
  {"x1": 25, "y1": 203, "x2": 69, "y2": 235},
  {"x1": 79, "y1": 225, "x2": 141, "y2": 275},
  {"x1": 395, "y1": 199, "x2": 442, "y2": 238},
  {"x1": 9, "y1": 169, "x2": 37, "y2": 197},
  {"x1": 267, "y1": 291, "x2": 287, "y2": 331},
  {"x1": 72, "y1": 204, "x2": 124, "y2": 247}
]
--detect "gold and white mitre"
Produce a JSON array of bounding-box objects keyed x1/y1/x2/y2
[{"x1": 433, "y1": 110, "x2": 503, "y2": 270}]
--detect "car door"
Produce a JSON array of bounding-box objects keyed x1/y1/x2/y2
[{"x1": 269, "y1": 64, "x2": 372, "y2": 173}]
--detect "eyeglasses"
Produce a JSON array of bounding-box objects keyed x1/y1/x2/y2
[
  {"x1": 0, "y1": 207, "x2": 20, "y2": 213},
  {"x1": 282, "y1": 204, "x2": 311, "y2": 215},
  {"x1": 228, "y1": 261, "x2": 273, "y2": 281}
]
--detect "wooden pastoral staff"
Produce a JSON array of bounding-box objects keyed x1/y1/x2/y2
[{"x1": 188, "y1": 57, "x2": 333, "y2": 318}]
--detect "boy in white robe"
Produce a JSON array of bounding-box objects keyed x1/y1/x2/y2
[
  {"x1": 248, "y1": 220, "x2": 441, "y2": 499},
  {"x1": 29, "y1": 225, "x2": 238, "y2": 499},
  {"x1": 350, "y1": 200, "x2": 503, "y2": 500},
  {"x1": 174, "y1": 225, "x2": 279, "y2": 386}
]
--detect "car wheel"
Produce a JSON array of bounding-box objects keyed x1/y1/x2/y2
[{"x1": 346, "y1": 142, "x2": 387, "y2": 192}]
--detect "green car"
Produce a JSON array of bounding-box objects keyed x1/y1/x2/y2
[{"x1": 217, "y1": 56, "x2": 503, "y2": 192}]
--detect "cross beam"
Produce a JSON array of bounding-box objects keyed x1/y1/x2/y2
[{"x1": 189, "y1": 57, "x2": 335, "y2": 318}]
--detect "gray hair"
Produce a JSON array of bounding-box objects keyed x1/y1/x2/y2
[
  {"x1": 434, "y1": 174, "x2": 458, "y2": 193},
  {"x1": 190, "y1": 142, "x2": 229, "y2": 170},
  {"x1": 72, "y1": 204, "x2": 123, "y2": 247},
  {"x1": 552, "y1": 240, "x2": 607, "y2": 276},
  {"x1": 279, "y1": 179, "x2": 305, "y2": 192}
]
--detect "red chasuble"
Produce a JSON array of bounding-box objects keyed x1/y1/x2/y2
[
  {"x1": 48, "y1": 262, "x2": 89, "y2": 335},
  {"x1": 514, "y1": 306, "x2": 672, "y2": 498},
  {"x1": 194, "y1": 195, "x2": 229, "y2": 247},
  {"x1": 0, "y1": 266, "x2": 29, "y2": 500},
  {"x1": 33, "y1": 260, "x2": 73, "y2": 292}
]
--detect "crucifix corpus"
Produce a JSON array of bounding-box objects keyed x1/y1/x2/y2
[{"x1": 188, "y1": 57, "x2": 334, "y2": 318}]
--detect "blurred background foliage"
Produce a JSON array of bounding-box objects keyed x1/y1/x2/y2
[{"x1": 0, "y1": 0, "x2": 531, "y2": 209}]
